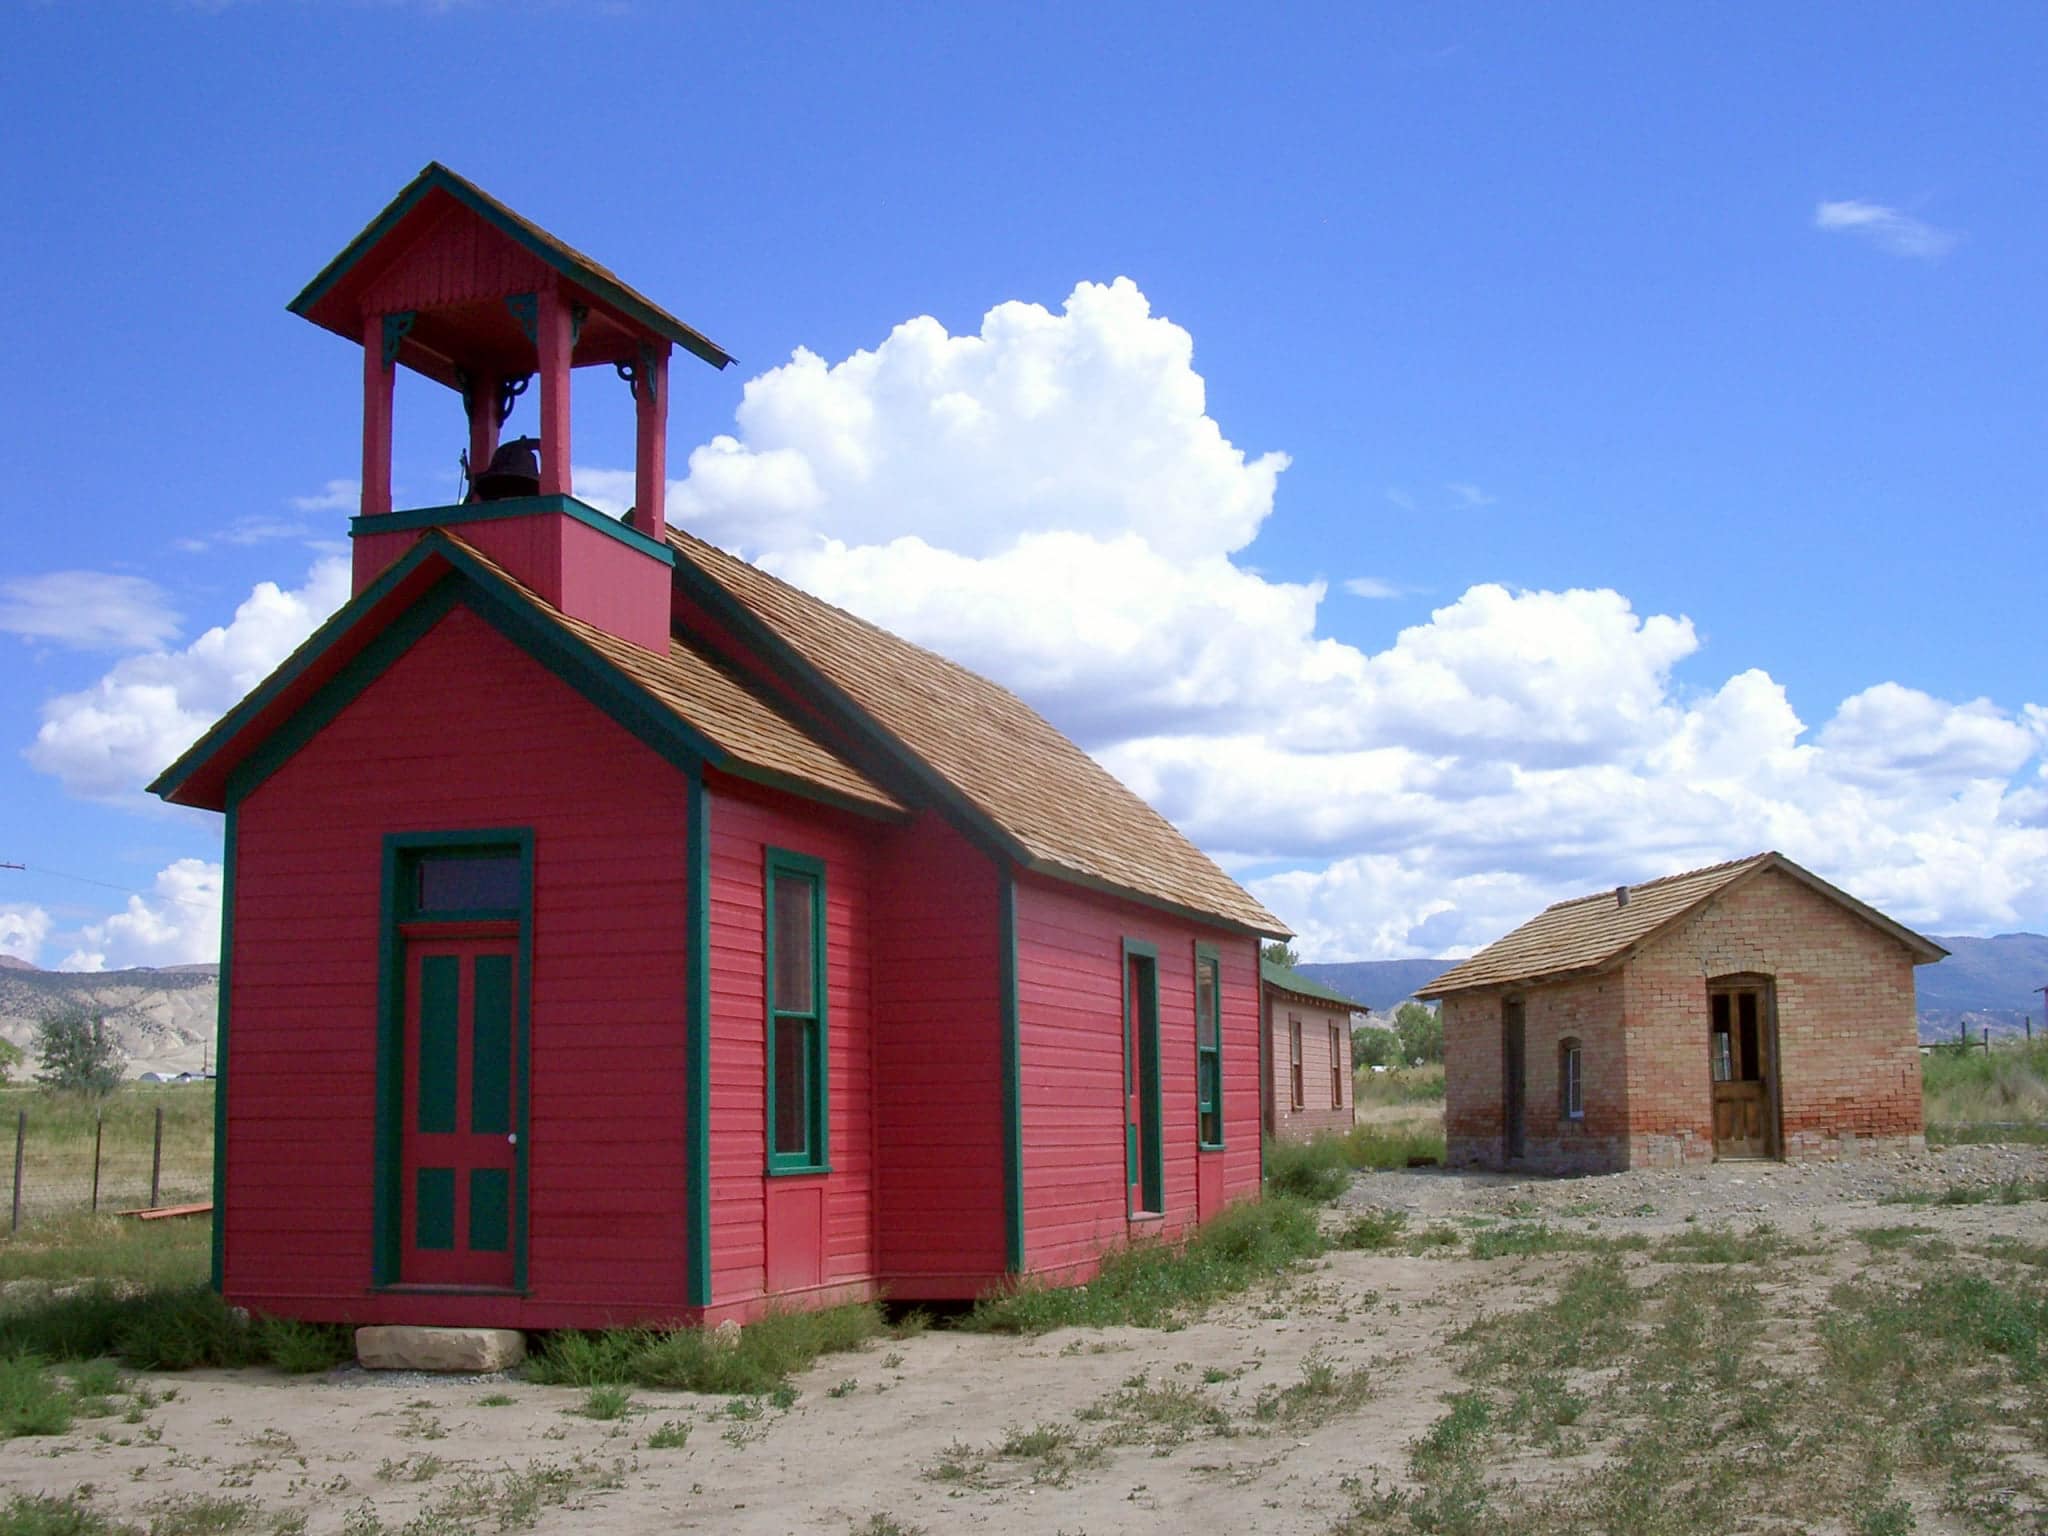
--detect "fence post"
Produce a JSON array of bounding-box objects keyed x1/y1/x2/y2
[
  {"x1": 9, "y1": 1111, "x2": 22, "y2": 1234},
  {"x1": 150, "y1": 1105, "x2": 164, "y2": 1210},
  {"x1": 91, "y1": 1111, "x2": 103, "y2": 1214}
]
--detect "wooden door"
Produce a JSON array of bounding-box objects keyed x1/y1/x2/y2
[
  {"x1": 401, "y1": 936, "x2": 519, "y2": 1287},
  {"x1": 1710, "y1": 986, "x2": 1775, "y2": 1159},
  {"x1": 1125, "y1": 951, "x2": 1162, "y2": 1217},
  {"x1": 1502, "y1": 999, "x2": 1526, "y2": 1160}
]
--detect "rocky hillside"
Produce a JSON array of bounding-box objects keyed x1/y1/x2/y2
[{"x1": 0, "y1": 964, "x2": 218, "y2": 1079}]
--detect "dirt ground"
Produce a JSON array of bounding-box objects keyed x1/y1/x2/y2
[{"x1": 6, "y1": 1145, "x2": 2046, "y2": 1536}]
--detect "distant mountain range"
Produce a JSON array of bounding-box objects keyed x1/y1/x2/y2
[
  {"x1": 0, "y1": 928, "x2": 2039, "y2": 1072},
  {"x1": 0, "y1": 963, "x2": 219, "y2": 1078},
  {"x1": 1300, "y1": 932, "x2": 2048, "y2": 1040}
]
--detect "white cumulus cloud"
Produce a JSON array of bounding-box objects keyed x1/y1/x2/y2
[
  {"x1": 59, "y1": 859, "x2": 222, "y2": 973},
  {"x1": 654, "y1": 278, "x2": 2043, "y2": 958},
  {"x1": 0, "y1": 905, "x2": 52, "y2": 967},
  {"x1": 26, "y1": 557, "x2": 350, "y2": 806},
  {"x1": 0, "y1": 573, "x2": 181, "y2": 652}
]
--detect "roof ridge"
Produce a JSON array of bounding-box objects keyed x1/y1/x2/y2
[{"x1": 1536, "y1": 852, "x2": 1770, "y2": 913}]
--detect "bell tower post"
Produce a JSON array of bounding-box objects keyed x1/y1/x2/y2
[{"x1": 287, "y1": 164, "x2": 733, "y2": 650}]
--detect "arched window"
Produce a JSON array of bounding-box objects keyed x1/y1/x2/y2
[{"x1": 1559, "y1": 1038, "x2": 1584, "y2": 1121}]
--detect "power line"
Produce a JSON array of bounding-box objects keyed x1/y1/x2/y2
[{"x1": 0, "y1": 862, "x2": 217, "y2": 911}]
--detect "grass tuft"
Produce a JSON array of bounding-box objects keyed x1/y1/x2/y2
[
  {"x1": 962, "y1": 1196, "x2": 1322, "y2": 1334},
  {"x1": 527, "y1": 1302, "x2": 885, "y2": 1395}
]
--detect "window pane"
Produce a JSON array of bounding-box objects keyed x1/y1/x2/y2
[
  {"x1": 416, "y1": 854, "x2": 520, "y2": 912},
  {"x1": 1195, "y1": 961, "x2": 1218, "y2": 1049},
  {"x1": 1711, "y1": 1029, "x2": 1733, "y2": 1083},
  {"x1": 773, "y1": 876, "x2": 816, "y2": 1014},
  {"x1": 773, "y1": 1020, "x2": 810, "y2": 1157}
]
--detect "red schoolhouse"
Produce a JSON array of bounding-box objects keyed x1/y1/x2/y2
[{"x1": 153, "y1": 166, "x2": 1287, "y2": 1328}]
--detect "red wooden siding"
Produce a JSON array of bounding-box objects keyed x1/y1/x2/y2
[
  {"x1": 358, "y1": 201, "x2": 552, "y2": 316},
  {"x1": 228, "y1": 605, "x2": 691, "y2": 1328},
  {"x1": 702, "y1": 776, "x2": 879, "y2": 1311},
  {"x1": 1012, "y1": 877, "x2": 1260, "y2": 1281},
  {"x1": 355, "y1": 513, "x2": 669, "y2": 655},
  {"x1": 871, "y1": 813, "x2": 1004, "y2": 1292}
]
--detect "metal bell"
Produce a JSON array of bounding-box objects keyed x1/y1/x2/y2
[{"x1": 472, "y1": 437, "x2": 542, "y2": 502}]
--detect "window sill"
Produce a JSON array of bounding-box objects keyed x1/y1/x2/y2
[
  {"x1": 766, "y1": 1163, "x2": 832, "y2": 1179},
  {"x1": 1198, "y1": 1141, "x2": 1226, "y2": 1154},
  {"x1": 1128, "y1": 1211, "x2": 1165, "y2": 1224}
]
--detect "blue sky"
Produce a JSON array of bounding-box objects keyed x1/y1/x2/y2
[{"x1": 3, "y1": 1, "x2": 2043, "y2": 967}]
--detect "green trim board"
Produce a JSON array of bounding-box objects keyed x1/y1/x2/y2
[
  {"x1": 763, "y1": 846, "x2": 830, "y2": 1176},
  {"x1": 1120, "y1": 938, "x2": 1164, "y2": 1218},
  {"x1": 169, "y1": 535, "x2": 891, "y2": 825},
  {"x1": 209, "y1": 804, "x2": 236, "y2": 1293},
  {"x1": 152, "y1": 533, "x2": 456, "y2": 803},
  {"x1": 289, "y1": 162, "x2": 734, "y2": 371},
  {"x1": 373, "y1": 829, "x2": 534, "y2": 1290},
  {"x1": 1194, "y1": 941, "x2": 1224, "y2": 1151},
  {"x1": 349, "y1": 494, "x2": 676, "y2": 566},
  {"x1": 998, "y1": 870, "x2": 1024, "y2": 1274},
  {"x1": 685, "y1": 767, "x2": 712, "y2": 1307}
]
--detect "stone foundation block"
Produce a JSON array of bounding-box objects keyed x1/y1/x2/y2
[{"x1": 355, "y1": 1325, "x2": 526, "y2": 1373}]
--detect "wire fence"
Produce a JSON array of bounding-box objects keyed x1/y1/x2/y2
[{"x1": 4, "y1": 1091, "x2": 214, "y2": 1231}]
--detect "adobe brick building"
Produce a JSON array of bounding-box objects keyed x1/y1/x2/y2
[
  {"x1": 1261, "y1": 960, "x2": 1366, "y2": 1141},
  {"x1": 1418, "y1": 853, "x2": 1946, "y2": 1172}
]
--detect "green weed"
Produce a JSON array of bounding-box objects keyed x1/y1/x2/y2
[
  {"x1": 963, "y1": 1197, "x2": 1322, "y2": 1333},
  {"x1": 526, "y1": 1302, "x2": 885, "y2": 1395}
]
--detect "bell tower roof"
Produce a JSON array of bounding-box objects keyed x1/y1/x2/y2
[{"x1": 288, "y1": 161, "x2": 733, "y2": 383}]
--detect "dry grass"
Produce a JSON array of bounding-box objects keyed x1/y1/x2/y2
[{"x1": 0, "y1": 1085, "x2": 213, "y2": 1222}]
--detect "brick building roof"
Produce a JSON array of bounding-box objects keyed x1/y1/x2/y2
[{"x1": 1417, "y1": 852, "x2": 1947, "y2": 999}]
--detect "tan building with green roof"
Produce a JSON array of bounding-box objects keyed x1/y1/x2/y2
[{"x1": 1262, "y1": 960, "x2": 1367, "y2": 1141}]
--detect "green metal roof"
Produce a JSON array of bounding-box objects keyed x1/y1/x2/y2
[{"x1": 1260, "y1": 959, "x2": 1368, "y2": 1013}]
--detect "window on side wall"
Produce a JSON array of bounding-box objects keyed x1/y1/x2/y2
[
  {"x1": 1330, "y1": 1021, "x2": 1344, "y2": 1109},
  {"x1": 1560, "y1": 1037, "x2": 1583, "y2": 1122},
  {"x1": 766, "y1": 850, "x2": 828, "y2": 1174},
  {"x1": 1289, "y1": 1015, "x2": 1304, "y2": 1110},
  {"x1": 1195, "y1": 947, "x2": 1223, "y2": 1149}
]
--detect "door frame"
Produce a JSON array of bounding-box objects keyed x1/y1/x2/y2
[
  {"x1": 1706, "y1": 973, "x2": 1782, "y2": 1160},
  {"x1": 1502, "y1": 995, "x2": 1527, "y2": 1162},
  {"x1": 1121, "y1": 939, "x2": 1164, "y2": 1219},
  {"x1": 374, "y1": 828, "x2": 534, "y2": 1290}
]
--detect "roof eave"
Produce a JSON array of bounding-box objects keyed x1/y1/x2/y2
[{"x1": 288, "y1": 163, "x2": 735, "y2": 371}]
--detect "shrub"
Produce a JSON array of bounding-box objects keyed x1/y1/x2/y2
[
  {"x1": 31, "y1": 1007, "x2": 122, "y2": 1100},
  {"x1": 1264, "y1": 1137, "x2": 1353, "y2": 1203}
]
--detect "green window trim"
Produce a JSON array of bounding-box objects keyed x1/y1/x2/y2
[
  {"x1": 1121, "y1": 938, "x2": 1164, "y2": 1218},
  {"x1": 764, "y1": 847, "x2": 830, "y2": 1176},
  {"x1": 1195, "y1": 942, "x2": 1224, "y2": 1150}
]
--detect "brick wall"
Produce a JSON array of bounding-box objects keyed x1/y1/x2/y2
[
  {"x1": 1625, "y1": 865, "x2": 1924, "y2": 1163},
  {"x1": 1445, "y1": 864, "x2": 1926, "y2": 1172},
  {"x1": 1444, "y1": 976, "x2": 1625, "y2": 1172},
  {"x1": 1266, "y1": 993, "x2": 1354, "y2": 1141}
]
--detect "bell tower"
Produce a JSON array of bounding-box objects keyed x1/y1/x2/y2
[{"x1": 289, "y1": 164, "x2": 731, "y2": 651}]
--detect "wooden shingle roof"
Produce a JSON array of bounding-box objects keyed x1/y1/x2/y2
[
  {"x1": 1417, "y1": 852, "x2": 1947, "y2": 999},
  {"x1": 670, "y1": 529, "x2": 1286, "y2": 936}
]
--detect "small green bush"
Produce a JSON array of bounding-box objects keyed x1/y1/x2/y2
[
  {"x1": 1331, "y1": 1208, "x2": 1408, "y2": 1251},
  {"x1": 255, "y1": 1318, "x2": 353, "y2": 1375},
  {"x1": 1264, "y1": 1137, "x2": 1353, "y2": 1202}
]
